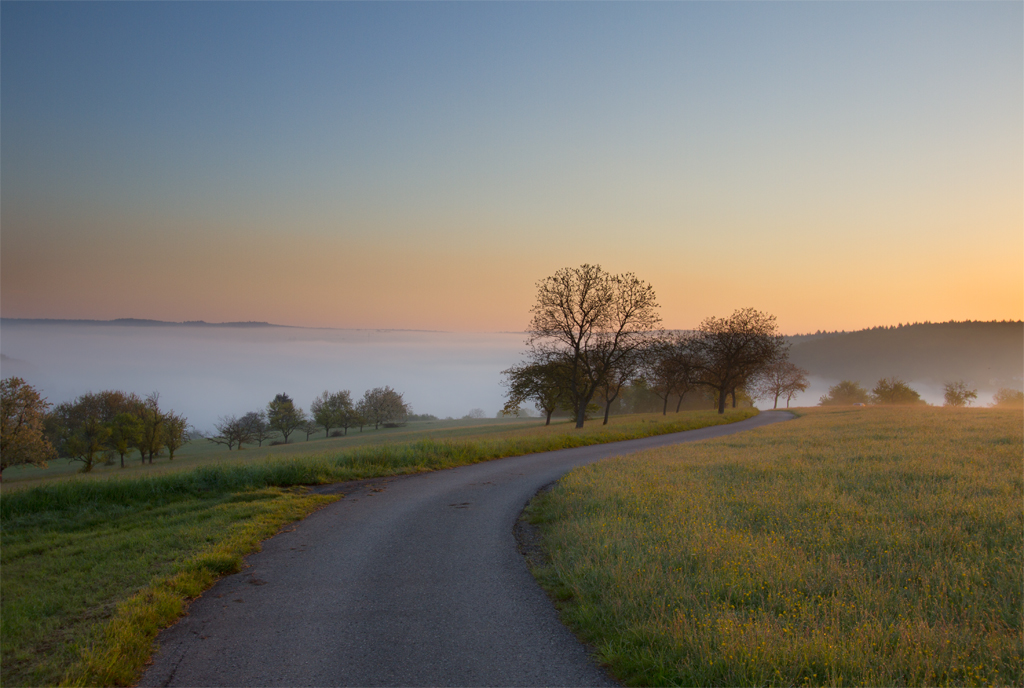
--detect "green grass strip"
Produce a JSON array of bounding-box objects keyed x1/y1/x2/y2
[{"x1": 525, "y1": 407, "x2": 1023, "y2": 687}]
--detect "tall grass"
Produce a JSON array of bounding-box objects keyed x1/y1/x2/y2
[
  {"x1": 527, "y1": 407, "x2": 1023, "y2": 686},
  {"x1": 1, "y1": 409, "x2": 754, "y2": 687}
]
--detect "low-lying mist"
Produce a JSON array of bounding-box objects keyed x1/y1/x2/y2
[
  {"x1": 0, "y1": 323, "x2": 529, "y2": 433},
  {"x1": 3, "y1": 320, "x2": 1014, "y2": 433}
]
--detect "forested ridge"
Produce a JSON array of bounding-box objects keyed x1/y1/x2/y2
[{"x1": 787, "y1": 320, "x2": 1023, "y2": 389}]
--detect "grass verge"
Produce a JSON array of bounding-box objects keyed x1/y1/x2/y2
[
  {"x1": 525, "y1": 406, "x2": 1023, "y2": 686},
  {"x1": 1, "y1": 409, "x2": 755, "y2": 687}
]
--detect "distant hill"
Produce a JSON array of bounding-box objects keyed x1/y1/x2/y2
[
  {"x1": 787, "y1": 321, "x2": 1023, "y2": 392},
  {"x1": 0, "y1": 318, "x2": 283, "y2": 328}
]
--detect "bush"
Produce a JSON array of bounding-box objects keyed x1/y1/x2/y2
[
  {"x1": 818, "y1": 380, "x2": 870, "y2": 406},
  {"x1": 872, "y1": 377, "x2": 925, "y2": 405},
  {"x1": 993, "y1": 388, "x2": 1024, "y2": 407}
]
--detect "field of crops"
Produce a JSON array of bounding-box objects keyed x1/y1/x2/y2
[{"x1": 527, "y1": 406, "x2": 1023, "y2": 686}]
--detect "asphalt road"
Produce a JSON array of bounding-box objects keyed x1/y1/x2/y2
[{"x1": 140, "y1": 411, "x2": 793, "y2": 688}]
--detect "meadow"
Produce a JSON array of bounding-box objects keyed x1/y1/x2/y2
[
  {"x1": 525, "y1": 406, "x2": 1023, "y2": 686},
  {"x1": 0, "y1": 409, "x2": 755, "y2": 687}
]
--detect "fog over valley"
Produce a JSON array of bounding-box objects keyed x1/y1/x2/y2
[
  {"x1": 3, "y1": 319, "x2": 1020, "y2": 432},
  {"x1": 0, "y1": 321, "x2": 528, "y2": 432}
]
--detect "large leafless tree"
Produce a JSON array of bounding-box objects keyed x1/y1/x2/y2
[{"x1": 526, "y1": 264, "x2": 661, "y2": 428}]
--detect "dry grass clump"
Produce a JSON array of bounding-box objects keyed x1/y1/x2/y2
[{"x1": 529, "y1": 406, "x2": 1022, "y2": 686}]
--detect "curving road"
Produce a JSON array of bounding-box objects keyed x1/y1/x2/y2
[{"x1": 140, "y1": 411, "x2": 792, "y2": 688}]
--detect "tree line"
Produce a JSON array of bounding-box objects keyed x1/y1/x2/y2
[
  {"x1": 0, "y1": 379, "x2": 411, "y2": 478},
  {"x1": 0, "y1": 381, "x2": 188, "y2": 476},
  {"x1": 819, "y1": 377, "x2": 1024, "y2": 408},
  {"x1": 501, "y1": 264, "x2": 808, "y2": 427},
  {"x1": 207, "y1": 386, "x2": 409, "y2": 450}
]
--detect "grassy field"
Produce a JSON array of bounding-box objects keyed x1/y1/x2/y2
[
  {"x1": 0, "y1": 416, "x2": 548, "y2": 490},
  {"x1": 526, "y1": 406, "x2": 1023, "y2": 686},
  {"x1": 1, "y1": 409, "x2": 755, "y2": 687}
]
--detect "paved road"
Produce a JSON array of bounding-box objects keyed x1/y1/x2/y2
[{"x1": 141, "y1": 411, "x2": 793, "y2": 687}]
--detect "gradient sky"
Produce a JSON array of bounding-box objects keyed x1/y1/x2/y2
[{"x1": 2, "y1": 1, "x2": 1021, "y2": 334}]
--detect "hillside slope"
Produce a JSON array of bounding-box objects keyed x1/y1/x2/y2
[{"x1": 787, "y1": 321, "x2": 1022, "y2": 393}]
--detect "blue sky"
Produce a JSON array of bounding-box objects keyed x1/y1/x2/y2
[{"x1": 2, "y1": 1, "x2": 1021, "y2": 332}]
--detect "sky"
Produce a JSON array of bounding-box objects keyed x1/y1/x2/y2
[{"x1": 2, "y1": 1, "x2": 1021, "y2": 335}]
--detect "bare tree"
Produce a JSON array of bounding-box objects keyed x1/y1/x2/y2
[
  {"x1": 241, "y1": 411, "x2": 276, "y2": 447},
  {"x1": 641, "y1": 334, "x2": 697, "y2": 415},
  {"x1": 752, "y1": 360, "x2": 810, "y2": 409},
  {"x1": 208, "y1": 415, "x2": 255, "y2": 450},
  {"x1": 691, "y1": 308, "x2": 787, "y2": 414},
  {"x1": 527, "y1": 264, "x2": 661, "y2": 428}
]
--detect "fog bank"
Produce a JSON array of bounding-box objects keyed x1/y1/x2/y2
[{"x1": 0, "y1": 323, "x2": 527, "y2": 432}]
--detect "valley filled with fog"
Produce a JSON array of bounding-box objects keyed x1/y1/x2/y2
[
  {"x1": 3, "y1": 320, "x2": 1019, "y2": 433},
  {"x1": 0, "y1": 323, "x2": 533, "y2": 433}
]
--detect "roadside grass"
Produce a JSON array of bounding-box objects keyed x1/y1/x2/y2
[
  {"x1": 2, "y1": 410, "x2": 757, "y2": 490},
  {"x1": 1, "y1": 408, "x2": 755, "y2": 687},
  {"x1": 526, "y1": 406, "x2": 1023, "y2": 687},
  {"x1": 0, "y1": 416, "x2": 543, "y2": 489}
]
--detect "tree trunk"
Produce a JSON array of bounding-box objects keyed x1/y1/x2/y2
[
  {"x1": 731, "y1": 390, "x2": 737, "y2": 408},
  {"x1": 773, "y1": 393, "x2": 780, "y2": 409},
  {"x1": 662, "y1": 395, "x2": 669, "y2": 415},
  {"x1": 545, "y1": 410, "x2": 553, "y2": 426},
  {"x1": 717, "y1": 387, "x2": 727, "y2": 414},
  {"x1": 676, "y1": 394, "x2": 685, "y2": 413},
  {"x1": 603, "y1": 401, "x2": 611, "y2": 425}
]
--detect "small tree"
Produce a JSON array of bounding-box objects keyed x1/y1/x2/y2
[
  {"x1": 872, "y1": 377, "x2": 925, "y2": 405},
  {"x1": 819, "y1": 380, "x2": 871, "y2": 406},
  {"x1": 137, "y1": 393, "x2": 165, "y2": 464},
  {"x1": 208, "y1": 415, "x2": 256, "y2": 450},
  {"x1": 163, "y1": 411, "x2": 189, "y2": 460},
  {"x1": 311, "y1": 390, "x2": 354, "y2": 437},
  {"x1": 267, "y1": 393, "x2": 306, "y2": 444},
  {"x1": 752, "y1": 360, "x2": 810, "y2": 409},
  {"x1": 63, "y1": 405, "x2": 110, "y2": 473},
  {"x1": 501, "y1": 356, "x2": 569, "y2": 426},
  {"x1": 358, "y1": 387, "x2": 409, "y2": 429},
  {"x1": 301, "y1": 418, "x2": 319, "y2": 440},
  {"x1": 943, "y1": 381, "x2": 978, "y2": 407},
  {"x1": 641, "y1": 334, "x2": 696, "y2": 416},
  {"x1": 691, "y1": 308, "x2": 787, "y2": 414},
  {"x1": 108, "y1": 411, "x2": 143, "y2": 468},
  {"x1": 243, "y1": 411, "x2": 277, "y2": 447},
  {"x1": 1, "y1": 377, "x2": 57, "y2": 478}
]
